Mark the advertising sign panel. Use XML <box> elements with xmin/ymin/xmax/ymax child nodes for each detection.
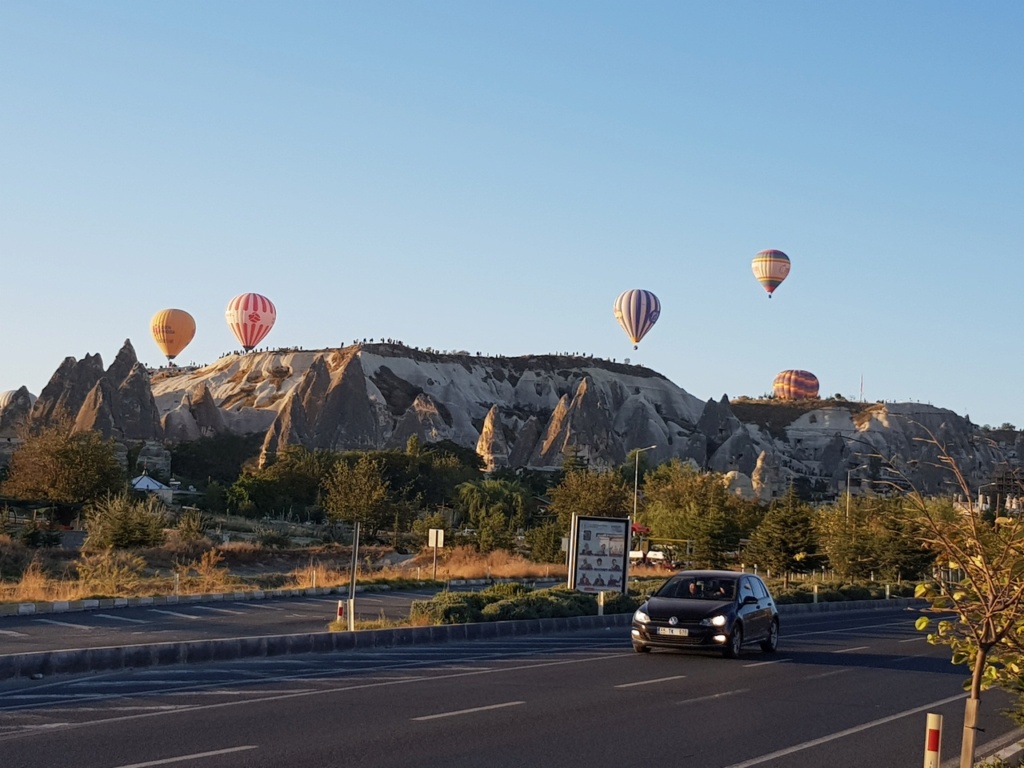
<box><xmin>567</xmin><ymin>515</ymin><xmax>630</xmax><ymax>594</ymax></box>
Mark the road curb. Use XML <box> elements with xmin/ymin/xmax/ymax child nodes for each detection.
<box><xmin>0</xmin><ymin>613</ymin><xmax>634</xmax><ymax>680</ymax></box>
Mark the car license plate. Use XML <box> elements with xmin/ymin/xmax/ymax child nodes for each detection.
<box><xmin>657</xmin><ymin>627</ymin><xmax>688</xmax><ymax>636</ymax></box>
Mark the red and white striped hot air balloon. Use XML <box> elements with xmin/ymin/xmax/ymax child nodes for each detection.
<box><xmin>225</xmin><ymin>293</ymin><xmax>276</xmax><ymax>351</ymax></box>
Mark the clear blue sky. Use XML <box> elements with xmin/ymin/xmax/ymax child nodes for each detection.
<box><xmin>3</xmin><ymin>2</ymin><xmax>1022</xmax><ymax>428</ymax></box>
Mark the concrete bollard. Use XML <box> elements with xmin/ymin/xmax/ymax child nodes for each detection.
<box><xmin>923</xmin><ymin>712</ymin><xmax>942</xmax><ymax>767</ymax></box>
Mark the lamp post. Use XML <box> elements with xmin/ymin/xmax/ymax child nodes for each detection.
<box><xmin>846</xmin><ymin>464</ymin><xmax>869</xmax><ymax>522</ymax></box>
<box><xmin>633</xmin><ymin>445</ymin><xmax>657</xmax><ymax>519</ymax></box>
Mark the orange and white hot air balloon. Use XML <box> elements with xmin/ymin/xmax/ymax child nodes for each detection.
<box><xmin>150</xmin><ymin>309</ymin><xmax>196</xmax><ymax>363</ymax></box>
<box><xmin>225</xmin><ymin>293</ymin><xmax>276</xmax><ymax>351</ymax></box>
<box><xmin>751</xmin><ymin>249</ymin><xmax>791</xmax><ymax>298</ymax></box>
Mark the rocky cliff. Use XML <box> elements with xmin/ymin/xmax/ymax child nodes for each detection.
<box><xmin>3</xmin><ymin>340</ymin><xmax>1020</xmax><ymax>499</ymax></box>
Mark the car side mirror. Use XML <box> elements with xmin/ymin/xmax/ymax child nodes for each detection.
<box><xmin>742</xmin><ymin>595</ymin><xmax>758</xmax><ymax>605</ymax></box>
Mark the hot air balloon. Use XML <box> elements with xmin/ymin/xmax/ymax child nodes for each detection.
<box><xmin>613</xmin><ymin>289</ymin><xmax>661</xmax><ymax>349</ymax></box>
<box><xmin>0</xmin><ymin>389</ymin><xmax>36</xmax><ymax>411</ymax></box>
<box><xmin>752</xmin><ymin>249</ymin><xmax>791</xmax><ymax>298</ymax></box>
<box><xmin>773</xmin><ymin>369</ymin><xmax>819</xmax><ymax>401</ymax></box>
<box><xmin>150</xmin><ymin>309</ymin><xmax>196</xmax><ymax>364</ymax></box>
<box><xmin>225</xmin><ymin>293</ymin><xmax>276</xmax><ymax>351</ymax></box>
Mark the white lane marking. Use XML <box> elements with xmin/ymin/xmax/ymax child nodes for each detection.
<box><xmin>675</xmin><ymin>689</ymin><xmax>749</xmax><ymax>705</ymax></box>
<box><xmin>0</xmin><ymin>629</ymin><xmax>28</xmax><ymax>637</ymax></box>
<box><xmin>94</xmin><ymin>614</ymin><xmax>149</xmax><ymax>624</ymax></box>
<box><xmin>784</xmin><ymin>619</ymin><xmax>913</xmax><ymax>639</ymax></box>
<box><xmin>68</xmin><ymin>681</ymin><xmax>195</xmax><ymax>688</ymax></box>
<box><xmin>148</xmin><ymin>610</ymin><xmax>202</xmax><ymax>620</ymax></box>
<box><xmin>35</xmin><ymin>619</ymin><xmax>93</xmax><ymax>630</ymax></box>
<box><xmin>189</xmin><ymin>606</ymin><xmax>245</xmax><ymax>615</ymax></box>
<box><xmin>0</xmin><ymin>651</ymin><xmax>624</xmax><ymax>732</ymax></box>
<box><xmin>722</xmin><ymin>692</ymin><xmax>966</xmax><ymax>768</ymax></box>
<box><xmin>412</xmin><ymin>700</ymin><xmax>524</xmax><ymax>721</ymax></box>
<box><xmin>743</xmin><ymin>659</ymin><xmax>792</xmax><ymax>668</ymax></box>
<box><xmin>232</xmin><ymin>603</ymin><xmax>281</xmax><ymax>610</ymax></box>
<box><xmin>803</xmin><ymin>669</ymin><xmax>851</xmax><ymax>681</ymax></box>
<box><xmin>167</xmin><ymin>689</ymin><xmax>315</xmax><ymax>696</ymax></box>
<box><xmin>899</xmin><ymin>636</ymin><xmax>926</xmax><ymax>643</ymax></box>
<box><xmin>615</xmin><ymin>675</ymin><xmax>686</xmax><ymax>688</ymax></box>
<box><xmin>112</xmin><ymin>745</ymin><xmax>257</xmax><ymax>767</ymax></box>
<box><xmin>832</xmin><ymin>646</ymin><xmax>869</xmax><ymax>653</ymax></box>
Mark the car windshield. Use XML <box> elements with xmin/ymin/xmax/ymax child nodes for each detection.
<box><xmin>656</xmin><ymin>576</ymin><xmax>736</xmax><ymax>600</ymax></box>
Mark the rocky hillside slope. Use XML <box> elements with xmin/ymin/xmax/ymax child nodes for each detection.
<box><xmin>1</xmin><ymin>340</ymin><xmax>1019</xmax><ymax>501</ymax></box>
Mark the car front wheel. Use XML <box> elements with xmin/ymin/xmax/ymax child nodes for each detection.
<box><xmin>723</xmin><ymin>623</ymin><xmax>743</xmax><ymax>658</ymax></box>
<box><xmin>760</xmin><ymin>619</ymin><xmax>779</xmax><ymax>653</ymax></box>
<box><xmin>632</xmin><ymin>642</ymin><xmax>650</xmax><ymax>653</ymax></box>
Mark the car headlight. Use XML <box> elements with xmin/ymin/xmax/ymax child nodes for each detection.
<box><xmin>633</xmin><ymin>608</ymin><xmax>650</xmax><ymax>624</ymax></box>
<box><xmin>699</xmin><ymin>614</ymin><xmax>727</xmax><ymax>627</ymax></box>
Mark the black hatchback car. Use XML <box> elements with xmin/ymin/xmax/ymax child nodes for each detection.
<box><xmin>631</xmin><ymin>570</ymin><xmax>779</xmax><ymax>658</ymax></box>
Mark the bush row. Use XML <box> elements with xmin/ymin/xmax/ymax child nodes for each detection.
<box><xmin>409</xmin><ymin>582</ymin><xmax>640</xmax><ymax>625</ymax></box>
<box><xmin>408</xmin><ymin>577</ymin><xmax>920</xmax><ymax>626</ymax></box>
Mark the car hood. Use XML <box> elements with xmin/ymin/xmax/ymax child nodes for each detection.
<box><xmin>645</xmin><ymin>596</ymin><xmax>731</xmax><ymax>622</ymax></box>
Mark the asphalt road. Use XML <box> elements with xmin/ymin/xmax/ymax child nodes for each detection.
<box><xmin>0</xmin><ymin>608</ymin><xmax>1016</xmax><ymax>768</ymax></box>
<box><xmin>0</xmin><ymin>588</ymin><xmax>441</xmax><ymax>655</ymax></box>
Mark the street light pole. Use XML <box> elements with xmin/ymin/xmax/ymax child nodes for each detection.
<box><xmin>846</xmin><ymin>464</ymin><xmax>869</xmax><ymax>523</ymax></box>
<box><xmin>633</xmin><ymin>445</ymin><xmax>657</xmax><ymax>519</ymax></box>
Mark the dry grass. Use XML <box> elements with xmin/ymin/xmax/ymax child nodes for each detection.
<box><xmin>381</xmin><ymin>545</ymin><xmax>568</xmax><ymax>582</ymax></box>
<box><xmin>0</xmin><ymin>558</ymin><xmax>86</xmax><ymax>603</ymax></box>
<box><xmin>0</xmin><ymin>541</ymin><xmax>569</xmax><ymax>604</ymax></box>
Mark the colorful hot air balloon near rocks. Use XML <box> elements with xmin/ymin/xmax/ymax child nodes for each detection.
<box><xmin>225</xmin><ymin>293</ymin><xmax>276</xmax><ymax>351</ymax></box>
<box><xmin>0</xmin><ymin>389</ymin><xmax>36</xmax><ymax>411</ymax></box>
<box><xmin>752</xmin><ymin>249</ymin><xmax>791</xmax><ymax>298</ymax></box>
<box><xmin>773</xmin><ymin>369</ymin><xmax>819</xmax><ymax>400</ymax></box>
<box><xmin>150</xmin><ymin>309</ymin><xmax>196</xmax><ymax>363</ymax></box>
<box><xmin>614</xmin><ymin>289</ymin><xmax>661</xmax><ymax>349</ymax></box>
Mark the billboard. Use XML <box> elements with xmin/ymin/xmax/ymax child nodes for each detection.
<box><xmin>567</xmin><ymin>515</ymin><xmax>630</xmax><ymax>594</ymax></box>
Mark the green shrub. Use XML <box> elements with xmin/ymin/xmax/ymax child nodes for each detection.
<box><xmin>76</xmin><ymin>549</ymin><xmax>147</xmax><ymax>597</ymax></box>
<box><xmin>84</xmin><ymin>494</ymin><xmax>166</xmax><ymax>550</ymax></box>
<box><xmin>253</xmin><ymin>526</ymin><xmax>291</xmax><ymax>549</ymax></box>
<box><xmin>18</xmin><ymin>522</ymin><xmax>62</xmax><ymax>549</ymax></box>
<box><xmin>481</xmin><ymin>581</ymin><xmax>530</xmax><ymax>600</ymax></box>
<box><xmin>838</xmin><ymin>584</ymin><xmax>872</xmax><ymax>601</ymax></box>
<box><xmin>410</xmin><ymin>591</ymin><xmax>487</xmax><ymax>624</ymax></box>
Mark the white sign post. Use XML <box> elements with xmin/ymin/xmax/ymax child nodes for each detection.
<box><xmin>428</xmin><ymin>528</ymin><xmax>445</xmax><ymax>581</ymax></box>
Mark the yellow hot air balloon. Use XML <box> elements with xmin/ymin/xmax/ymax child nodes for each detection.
<box><xmin>150</xmin><ymin>309</ymin><xmax>196</xmax><ymax>363</ymax></box>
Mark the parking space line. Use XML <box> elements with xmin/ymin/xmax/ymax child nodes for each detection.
<box><xmin>35</xmin><ymin>619</ymin><xmax>94</xmax><ymax>630</ymax></box>
<box><xmin>94</xmin><ymin>614</ymin><xmax>149</xmax><ymax>624</ymax></box>
<box><xmin>148</xmin><ymin>610</ymin><xmax>202</xmax><ymax>620</ymax></box>
<box><xmin>832</xmin><ymin>645</ymin><xmax>869</xmax><ymax>653</ymax></box>
<box><xmin>190</xmin><ymin>606</ymin><xmax>245</xmax><ymax>615</ymax></box>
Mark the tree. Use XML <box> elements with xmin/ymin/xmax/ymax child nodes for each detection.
<box><xmin>169</xmin><ymin>432</ymin><xmax>264</xmax><ymax>485</ymax></box>
<box><xmin>744</xmin><ymin>484</ymin><xmax>817</xmax><ymax>585</ymax></box>
<box><xmin>456</xmin><ymin>478</ymin><xmax>532</xmax><ymax>553</ymax></box>
<box><xmin>547</xmin><ymin>468</ymin><xmax>631</xmax><ymax>532</ymax></box>
<box><xmin>227</xmin><ymin>445</ymin><xmax>336</xmax><ymax>520</ymax></box>
<box><xmin>2</xmin><ymin>424</ymin><xmax>125</xmax><ymax>505</ymax></box>
<box><xmin>908</xmin><ymin>447</ymin><xmax>1024</xmax><ymax>768</ymax></box>
<box><xmin>640</xmin><ymin>460</ymin><xmax>742</xmax><ymax>569</ymax></box>
<box><xmin>83</xmin><ymin>494</ymin><xmax>167</xmax><ymax>550</ymax></box>
<box><xmin>321</xmin><ymin>454</ymin><xmax>391</xmax><ymax>538</ymax></box>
